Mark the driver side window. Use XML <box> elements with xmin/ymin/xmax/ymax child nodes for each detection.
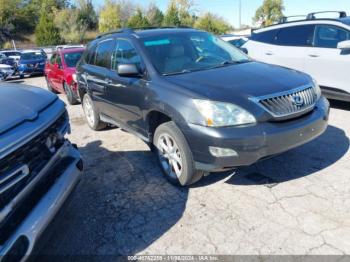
<box><xmin>314</xmin><ymin>25</ymin><xmax>350</xmax><ymax>48</ymax></box>
<box><xmin>111</xmin><ymin>39</ymin><xmax>142</xmax><ymax>71</ymax></box>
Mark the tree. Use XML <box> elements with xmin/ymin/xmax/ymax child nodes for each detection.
<box><xmin>175</xmin><ymin>0</ymin><xmax>196</xmax><ymax>26</ymax></box>
<box><xmin>54</xmin><ymin>8</ymin><xmax>87</xmax><ymax>43</ymax></box>
<box><xmin>163</xmin><ymin>1</ymin><xmax>180</xmax><ymax>26</ymax></box>
<box><xmin>35</xmin><ymin>0</ymin><xmax>62</xmax><ymax>45</ymax></box>
<box><xmin>253</xmin><ymin>0</ymin><xmax>284</xmax><ymax>27</ymax></box>
<box><xmin>76</xmin><ymin>0</ymin><xmax>98</xmax><ymax>30</ymax></box>
<box><xmin>127</xmin><ymin>8</ymin><xmax>150</xmax><ymax>28</ymax></box>
<box><xmin>146</xmin><ymin>3</ymin><xmax>164</xmax><ymax>27</ymax></box>
<box><xmin>98</xmin><ymin>0</ymin><xmax>123</xmax><ymax>32</ymax></box>
<box><xmin>194</xmin><ymin>12</ymin><xmax>231</xmax><ymax>35</ymax></box>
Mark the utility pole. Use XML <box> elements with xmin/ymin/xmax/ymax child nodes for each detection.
<box><xmin>239</xmin><ymin>0</ymin><xmax>242</xmax><ymax>29</ymax></box>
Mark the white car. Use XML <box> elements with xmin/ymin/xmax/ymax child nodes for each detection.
<box><xmin>243</xmin><ymin>11</ymin><xmax>350</xmax><ymax>102</ymax></box>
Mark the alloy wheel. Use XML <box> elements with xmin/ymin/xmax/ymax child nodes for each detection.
<box><xmin>157</xmin><ymin>133</ymin><xmax>183</xmax><ymax>179</ymax></box>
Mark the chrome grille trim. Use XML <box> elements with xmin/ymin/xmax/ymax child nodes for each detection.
<box><xmin>250</xmin><ymin>84</ymin><xmax>318</xmax><ymax>119</ymax></box>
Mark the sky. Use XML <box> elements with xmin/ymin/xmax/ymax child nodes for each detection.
<box><xmin>91</xmin><ymin>0</ymin><xmax>350</xmax><ymax>28</ymax></box>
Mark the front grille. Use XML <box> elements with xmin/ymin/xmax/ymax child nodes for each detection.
<box><xmin>0</xmin><ymin>112</ymin><xmax>67</xmax><ymax>210</ymax></box>
<box><xmin>256</xmin><ymin>85</ymin><xmax>318</xmax><ymax>119</ymax></box>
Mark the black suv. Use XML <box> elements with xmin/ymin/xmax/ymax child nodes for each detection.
<box><xmin>77</xmin><ymin>27</ymin><xmax>330</xmax><ymax>186</ymax></box>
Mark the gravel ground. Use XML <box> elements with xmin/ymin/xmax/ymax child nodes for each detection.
<box><xmin>10</xmin><ymin>76</ymin><xmax>350</xmax><ymax>257</ymax></box>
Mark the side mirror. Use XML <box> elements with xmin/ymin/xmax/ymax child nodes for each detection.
<box><xmin>117</xmin><ymin>64</ymin><xmax>140</xmax><ymax>77</ymax></box>
<box><xmin>337</xmin><ymin>40</ymin><xmax>350</xmax><ymax>50</ymax></box>
<box><xmin>240</xmin><ymin>47</ymin><xmax>248</xmax><ymax>54</ymax></box>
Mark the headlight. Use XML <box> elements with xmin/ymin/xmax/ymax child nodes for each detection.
<box><xmin>72</xmin><ymin>73</ymin><xmax>77</xmax><ymax>82</ymax></box>
<box><xmin>312</xmin><ymin>79</ymin><xmax>322</xmax><ymax>100</ymax></box>
<box><xmin>193</xmin><ymin>99</ymin><xmax>256</xmax><ymax>127</ymax></box>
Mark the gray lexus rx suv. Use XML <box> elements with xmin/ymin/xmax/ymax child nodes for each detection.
<box><xmin>77</xmin><ymin>27</ymin><xmax>330</xmax><ymax>186</ymax></box>
<box><xmin>0</xmin><ymin>83</ymin><xmax>83</xmax><ymax>260</ymax></box>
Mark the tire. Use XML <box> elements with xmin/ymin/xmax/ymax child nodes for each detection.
<box><xmin>82</xmin><ymin>94</ymin><xmax>107</xmax><ymax>131</ymax></box>
<box><xmin>154</xmin><ymin>121</ymin><xmax>204</xmax><ymax>186</ymax></box>
<box><xmin>64</xmin><ymin>82</ymin><xmax>79</xmax><ymax>105</ymax></box>
<box><xmin>45</xmin><ymin>76</ymin><xmax>58</xmax><ymax>93</ymax></box>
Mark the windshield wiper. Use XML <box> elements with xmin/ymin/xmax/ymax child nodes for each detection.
<box><xmin>162</xmin><ymin>69</ymin><xmax>193</xmax><ymax>76</ymax></box>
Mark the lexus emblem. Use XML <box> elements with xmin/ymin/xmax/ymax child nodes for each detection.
<box><xmin>292</xmin><ymin>95</ymin><xmax>304</xmax><ymax>107</ymax></box>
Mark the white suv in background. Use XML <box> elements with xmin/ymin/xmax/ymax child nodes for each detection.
<box><xmin>243</xmin><ymin>11</ymin><xmax>350</xmax><ymax>102</ymax></box>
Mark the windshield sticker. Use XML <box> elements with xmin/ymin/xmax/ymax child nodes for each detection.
<box><xmin>144</xmin><ymin>39</ymin><xmax>170</xmax><ymax>46</ymax></box>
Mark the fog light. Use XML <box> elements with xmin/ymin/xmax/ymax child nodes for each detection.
<box><xmin>209</xmin><ymin>146</ymin><xmax>238</xmax><ymax>157</ymax></box>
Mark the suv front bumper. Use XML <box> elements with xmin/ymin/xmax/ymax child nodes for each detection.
<box><xmin>0</xmin><ymin>141</ymin><xmax>83</xmax><ymax>261</ymax></box>
<box><xmin>183</xmin><ymin>97</ymin><xmax>330</xmax><ymax>172</ymax></box>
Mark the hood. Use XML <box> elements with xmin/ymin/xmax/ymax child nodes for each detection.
<box><xmin>165</xmin><ymin>62</ymin><xmax>312</xmax><ymax>102</ymax></box>
<box><xmin>0</xmin><ymin>84</ymin><xmax>57</xmax><ymax>135</ymax></box>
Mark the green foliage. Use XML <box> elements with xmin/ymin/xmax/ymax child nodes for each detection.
<box><xmin>146</xmin><ymin>3</ymin><xmax>164</xmax><ymax>27</ymax></box>
<box><xmin>35</xmin><ymin>0</ymin><xmax>62</xmax><ymax>45</ymax></box>
<box><xmin>98</xmin><ymin>0</ymin><xmax>122</xmax><ymax>33</ymax></box>
<box><xmin>127</xmin><ymin>8</ymin><xmax>150</xmax><ymax>28</ymax></box>
<box><xmin>254</xmin><ymin>0</ymin><xmax>284</xmax><ymax>27</ymax></box>
<box><xmin>163</xmin><ymin>1</ymin><xmax>181</xmax><ymax>26</ymax></box>
<box><xmin>54</xmin><ymin>8</ymin><xmax>87</xmax><ymax>43</ymax></box>
<box><xmin>76</xmin><ymin>0</ymin><xmax>98</xmax><ymax>30</ymax></box>
<box><xmin>194</xmin><ymin>12</ymin><xmax>231</xmax><ymax>35</ymax></box>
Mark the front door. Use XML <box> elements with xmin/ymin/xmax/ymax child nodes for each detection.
<box><xmin>304</xmin><ymin>24</ymin><xmax>350</xmax><ymax>93</ymax></box>
<box><xmin>105</xmin><ymin>39</ymin><xmax>147</xmax><ymax>135</ymax></box>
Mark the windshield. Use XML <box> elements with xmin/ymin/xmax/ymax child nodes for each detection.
<box><xmin>142</xmin><ymin>31</ymin><xmax>250</xmax><ymax>75</ymax></box>
<box><xmin>64</xmin><ymin>51</ymin><xmax>83</xmax><ymax>67</ymax></box>
<box><xmin>20</xmin><ymin>52</ymin><xmax>45</xmax><ymax>60</ymax></box>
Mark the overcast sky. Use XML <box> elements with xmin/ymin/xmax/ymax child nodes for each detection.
<box><xmin>91</xmin><ymin>0</ymin><xmax>350</xmax><ymax>28</ymax></box>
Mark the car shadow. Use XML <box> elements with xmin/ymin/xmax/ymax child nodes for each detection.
<box><xmin>226</xmin><ymin>125</ymin><xmax>349</xmax><ymax>186</ymax></box>
<box><xmin>38</xmin><ymin>140</ymin><xmax>189</xmax><ymax>260</ymax></box>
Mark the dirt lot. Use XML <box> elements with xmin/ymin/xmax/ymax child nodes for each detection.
<box><xmin>11</xmin><ymin>76</ymin><xmax>350</xmax><ymax>257</ymax></box>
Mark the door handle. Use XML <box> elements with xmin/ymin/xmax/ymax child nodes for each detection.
<box><xmin>105</xmin><ymin>79</ymin><xmax>112</xmax><ymax>85</ymax></box>
<box><xmin>308</xmin><ymin>54</ymin><xmax>319</xmax><ymax>58</ymax></box>
<box><xmin>265</xmin><ymin>52</ymin><xmax>274</xmax><ymax>56</ymax></box>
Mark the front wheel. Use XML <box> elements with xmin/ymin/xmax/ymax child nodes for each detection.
<box><xmin>82</xmin><ymin>94</ymin><xmax>106</xmax><ymax>131</ymax></box>
<box><xmin>154</xmin><ymin>121</ymin><xmax>204</xmax><ymax>186</ymax></box>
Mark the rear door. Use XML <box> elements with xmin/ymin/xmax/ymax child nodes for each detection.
<box><xmin>271</xmin><ymin>25</ymin><xmax>315</xmax><ymax>70</ymax></box>
<box><xmin>52</xmin><ymin>54</ymin><xmax>65</xmax><ymax>92</ymax></box>
<box><xmin>46</xmin><ymin>53</ymin><xmax>57</xmax><ymax>89</ymax></box>
<box><xmin>304</xmin><ymin>24</ymin><xmax>350</xmax><ymax>93</ymax></box>
<box><xmin>84</xmin><ymin>39</ymin><xmax>116</xmax><ymax>115</ymax></box>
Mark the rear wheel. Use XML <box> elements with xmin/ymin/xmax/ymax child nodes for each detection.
<box><xmin>154</xmin><ymin>121</ymin><xmax>204</xmax><ymax>186</ymax></box>
<box><xmin>64</xmin><ymin>82</ymin><xmax>78</xmax><ymax>105</ymax></box>
<box><xmin>82</xmin><ymin>94</ymin><xmax>106</xmax><ymax>131</ymax></box>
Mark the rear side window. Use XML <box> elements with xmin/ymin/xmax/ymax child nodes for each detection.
<box><xmin>251</xmin><ymin>29</ymin><xmax>279</xmax><ymax>44</ymax></box>
<box><xmin>94</xmin><ymin>39</ymin><xmax>115</xmax><ymax>68</ymax></box>
<box><xmin>314</xmin><ymin>25</ymin><xmax>350</xmax><ymax>48</ymax></box>
<box><xmin>50</xmin><ymin>53</ymin><xmax>57</xmax><ymax>64</ymax></box>
<box><xmin>86</xmin><ymin>44</ymin><xmax>97</xmax><ymax>64</ymax></box>
<box><xmin>275</xmin><ymin>25</ymin><xmax>315</xmax><ymax>46</ymax></box>
<box><xmin>111</xmin><ymin>39</ymin><xmax>142</xmax><ymax>70</ymax></box>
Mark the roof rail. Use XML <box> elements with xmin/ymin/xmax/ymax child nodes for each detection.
<box><xmin>132</xmin><ymin>26</ymin><xmax>194</xmax><ymax>30</ymax></box>
<box><xmin>96</xmin><ymin>26</ymin><xmax>194</xmax><ymax>39</ymax></box>
<box><xmin>279</xmin><ymin>15</ymin><xmax>307</xmax><ymax>23</ymax></box>
<box><xmin>96</xmin><ymin>28</ymin><xmax>134</xmax><ymax>39</ymax></box>
<box><xmin>306</xmin><ymin>11</ymin><xmax>347</xmax><ymax>20</ymax></box>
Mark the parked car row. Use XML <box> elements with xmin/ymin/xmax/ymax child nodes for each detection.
<box><xmin>2</xmin><ymin>11</ymin><xmax>348</xmax><ymax>259</ymax></box>
<box><xmin>0</xmin><ymin>49</ymin><xmax>47</xmax><ymax>80</ymax></box>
